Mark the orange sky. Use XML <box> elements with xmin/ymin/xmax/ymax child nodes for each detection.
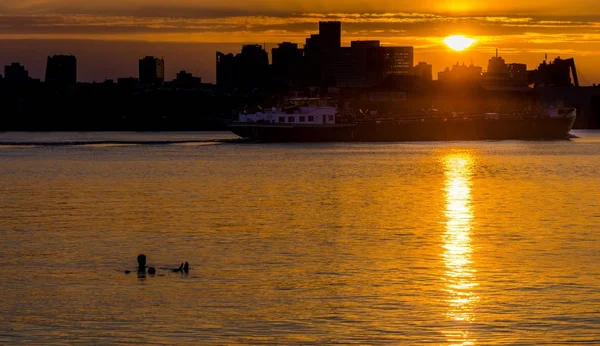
<box><xmin>2</xmin><ymin>0</ymin><xmax>600</xmax><ymax>83</ymax></box>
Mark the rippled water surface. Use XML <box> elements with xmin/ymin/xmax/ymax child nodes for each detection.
<box><xmin>1</xmin><ymin>131</ymin><xmax>599</xmax><ymax>345</ymax></box>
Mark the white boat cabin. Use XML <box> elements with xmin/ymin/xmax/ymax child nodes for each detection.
<box><xmin>239</xmin><ymin>99</ymin><xmax>337</xmax><ymax>125</ymax></box>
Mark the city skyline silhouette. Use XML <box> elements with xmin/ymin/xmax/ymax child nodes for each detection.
<box><xmin>1</xmin><ymin>20</ymin><xmax>598</xmax><ymax>131</ymax></box>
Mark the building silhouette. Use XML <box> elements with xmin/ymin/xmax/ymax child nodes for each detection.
<box><xmin>171</xmin><ymin>70</ymin><xmax>202</xmax><ymax>88</ymax></box>
<box><xmin>216</xmin><ymin>52</ymin><xmax>234</xmax><ymax>89</ymax></box>
<box><xmin>1</xmin><ymin>22</ymin><xmax>599</xmax><ymax>131</ymax></box>
<box><xmin>530</xmin><ymin>57</ymin><xmax>579</xmax><ymax>87</ymax></box>
<box><xmin>438</xmin><ymin>63</ymin><xmax>483</xmax><ymax>83</ymax></box>
<box><xmin>412</xmin><ymin>62</ymin><xmax>433</xmax><ymax>82</ymax></box>
<box><xmin>216</xmin><ymin>45</ymin><xmax>269</xmax><ymax>90</ymax></box>
<box><xmin>320</xmin><ymin>21</ymin><xmax>342</xmax><ymax>85</ymax></box>
<box><xmin>139</xmin><ymin>56</ymin><xmax>165</xmax><ymax>85</ymax></box>
<box><xmin>319</xmin><ymin>21</ymin><xmax>342</xmax><ymax>51</ymax></box>
<box><xmin>4</xmin><ymin>63</ymin><xmax>29</xmax><ymax>82</ymax></box>
<box><xmin>45</xmin><ymin>55</ymin><xmax>77</xmax><ymax>85</ymax></box>
<box><xmin>215</xmin><ymin>21</ymin><xmax>416</xmax><ymax>90</ymax></box>
<box><xmin>379</xmin><ymin>46</ymin><xmax>414</xmax><ymax>75</ymax></box>
<box><xmin>486</xmin><ymin>51</ymin><xmax>508</xmax><ymax>79</ymax></box>
<box><xmin>478</xmin><ymin>51</ymin><xmax>529</xmax><ymax>86</ymax></box>
<box><xmin>333</xmin><ymin>41</ymin><xmax>414</xmax><ymax>88</ymax></box>
<box><xmin>303</xmin><ymin>34</ymin><xmax>324</xmax><ymax>86</ymax></box>
<box><xmin>272</xmin><ymin>42</ymin><xmax>304</xmax><ymax>88</ymax></box>
<box><xmin>295</xmin><ymin>21</ymin><xmax>343</xmax><ymax>86</ymax></box>
<box><xmin>507</xmin><ymin>63</ymin><xmax>528</xmax><ymax>85</ymax></box>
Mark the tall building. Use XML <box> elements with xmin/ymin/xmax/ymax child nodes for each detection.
<box><xmin>4</xmin><ymin>63</ymin><xmax>29</xmax><ymax>82</ymax></box>
<box><xmin>304</xmin><ymin>34</ymin><xmax>321</xmax><ymax>56</ymax></box>
<box><xmin>379</xmin><ymin>47</ymin><xmax>414</xmax><ymax>76</ymax></box>
<box><xmin>238</xmin><ymin>45</ymin><xmax>269</xmax><ymax>90</ymax></box>
<box><xmin>216</xmin><ymin>45</ymin><xmax>269</xmax><ymax>90</ymax></box>
<box><xmin>139</xmin><ymin>56</ymin><xmax>165</xmax><ymax>85</ymax></box>
<box><xmin>45</xmin><ymin>55</ymin><xmax>77</xmax><ymax>85</ymax></box>
<box><xmin>319</xmin><ymin>21</ymin><xmax>342</xmax><ymax>51</ymax></box>
<box><xmin>486</xmin><ymin>51</ymin><xmax>508</xmax><ymax>79</ymax></box>
<box><xmin>216</xmin><ymin>52</ymin><xmax>235</xmax><ymax>89</ymax></box>
<box><xmin>507</xmin><ymin>63</ymin><xmax>527</xmax><ymax>84</ymax></box>
<box><xmin>303</xmin><ymin>34</ymin><xmax>323</xmax><ymax>86</ymax></box>
<box><xmin>319</xmin><ymin>21</ymin><xmax>342</xmax><ymax>84</ymax></box>
<box><xmin>272</xmin><ymin>42</ymin><xmax>304</xmax><ymax>88</ymax></box>
<box><xmin>333</xmin><ymin>42</ymin><xmax>414</xmax><ymax>88</ymax></box>
<box><xmin>334</xmin><ymin>42</ymin><xmax>379</xmax><ymax>87</ymax></box>
<box><xmin>479</xmin><ymin>51</ymin><xmax>529</xmax><ymax>86</ymax></box>
<box><xmin>334</xmin><ymin>47</ymin><xmax>365</xmax><ymax>87</ymax></box>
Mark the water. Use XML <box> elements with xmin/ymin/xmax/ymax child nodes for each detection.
<box><xmin>1</xmin><ymin>131</ymin><xmax>599</xmax><ymax>345</ymax></box>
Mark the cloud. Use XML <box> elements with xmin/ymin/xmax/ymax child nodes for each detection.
<box><xmin>4</xmin><ymin>0</ymin><xmax>600</xmax><ymax>18</ymax></box>
<box><xmin>1</xmin><ymin>12</ymin><xmax>600</xmax><ymax>43</ymax></box>
<box><xmin>2</xmin><ymin>2</ymin><xmax>600</xmax><ymax>63</ymax></box>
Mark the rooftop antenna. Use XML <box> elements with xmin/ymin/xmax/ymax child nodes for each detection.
<box><xmin>496</xmin><ymin>48</ymin><xmax>498</xmax><ymax>57</ymax></box>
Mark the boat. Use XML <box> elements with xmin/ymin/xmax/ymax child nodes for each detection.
<box><xmin>229</xmin><ymin>99</ymin><xmax>577</xmax><ymax>142</ymax></box>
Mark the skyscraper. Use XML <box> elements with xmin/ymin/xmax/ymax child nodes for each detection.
<box><xmin>333</xmin><ymin>42</ymin><xmax>414</xmax><ymax>88</ymax></box>
<box><xmin>216</xmin><ymin>52</ymin><xmax>235</xmax><ymax>89</ymax></box>
<box><xmin>319</xmin><ymin>21</ymin><xmax>342</xmax><ymax>84</ymax></box>
<box><xmin>139</xmin><ymin>56</ymin><xmax>165</xmax><ymax>85</ymax></box>
<box><xmin>272</xmin><ymin>42</ymin><xmax>304</xmax><ymax>87</ymax></box>
<box><xmin>379</xmin><ymin>46</ymin><xmax>414</xmax><ymax>76</ymax></box>
<box><xmin>216</xmin><ymin>45</ymin><xmax>269</xmax><ymax>90</ymax></box>
<box><xmin>319</xmin><ymin>21</ymin><xmax>342</xmax><ymax>51</ymax></box>
<box><xmin>45</xmin><ymin>55</ymin><xmax>77</xmax><ymax>85</ymax></box>
<box><xmin>304</xmin><ymin>34</ymin><xmax>323</xmax><ymax>86</ymax></box>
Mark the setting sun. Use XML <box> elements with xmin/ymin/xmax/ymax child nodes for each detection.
<box><xmin>444</xmin><ymin>35</ymin><xmax>476</xmax><ymax>51</ymax></box>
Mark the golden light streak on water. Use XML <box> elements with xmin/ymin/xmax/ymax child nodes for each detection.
<box><xmin>443</xmin><ymin>153</ymin><xmax>479</xmax><ymax>346</ymax></box>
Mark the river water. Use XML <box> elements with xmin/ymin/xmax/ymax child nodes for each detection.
<box><xmin>1</xmin><ymin>131</ymin><xmax>599</xmax><ymax>345</ymax></box>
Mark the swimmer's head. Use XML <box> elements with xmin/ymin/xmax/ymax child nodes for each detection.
<box><xmin>137</xmin><ymin>254</ymin><xmax>147</xmax><ymax>268</ymax></box>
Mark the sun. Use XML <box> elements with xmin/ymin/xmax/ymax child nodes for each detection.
<box><xmin>444</xmin><ymin>35</ymin><xmax>476</xmax><ymax>51</ymax></box>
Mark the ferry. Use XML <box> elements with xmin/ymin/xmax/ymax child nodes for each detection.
<box><xmin>229</xmin><ymin>98</ymin><xmax>577</xmax><ymax>142</ymax></box>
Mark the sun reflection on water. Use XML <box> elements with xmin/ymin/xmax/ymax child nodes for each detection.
<box><xmin>443</xmin><ymin>153</ymin><xmax>478</xmax><ymax>346</ymax></box>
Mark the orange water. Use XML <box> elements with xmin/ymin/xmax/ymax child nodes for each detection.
<box><xmin>1</xmin><ymin>132</ymin><xmax>599</xmax><ymax>344</ymax></box>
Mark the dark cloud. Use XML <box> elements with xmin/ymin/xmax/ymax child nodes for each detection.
<box><xmin>1</xmin><ymin>13</ymin><xmax>600</xmax><ymax>40</ymax></box>
<box><xmin>4</xmin><ymin>0</ymin><xmax>600</xmax><ymax>19</ymax></box>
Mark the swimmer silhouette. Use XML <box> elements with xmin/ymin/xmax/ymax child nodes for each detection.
<box><xmin>137</xmin><ymin>254</ymin><xmax>147</xmax><ymax>272</ymax></box>
<box><xmin>136</xmin><ymin>254</ymin><xmax>148</xmax><ymax>278</ymax></box>
<box><xmin>124</xmin><ymin>254</ymin><xmax>156</xmax><ymax>277</ymax></box>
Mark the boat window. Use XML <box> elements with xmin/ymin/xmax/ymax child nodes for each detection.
<box><xmin>278</xmin><ymin>117</ymin><xmax>285</xmax><ymax>123</ymax></box>
<box><xmin>288</xmin><ymin>117</ymin><xmax>295</xmax><ymax>123</ymax></box>
<box><xmin>299</xmin><ymin>116</ymin><xmax>306</xmax><ymax>122</ymax></box>
<box><xmin>308</xmin><ymin>116</ymin><xmax>315</xmax><ymax>122</ymax></box>
<box><xmin>328</xmin><ymin>115</ymin><xmax>334</xmax><ymax>121</ymax></box>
